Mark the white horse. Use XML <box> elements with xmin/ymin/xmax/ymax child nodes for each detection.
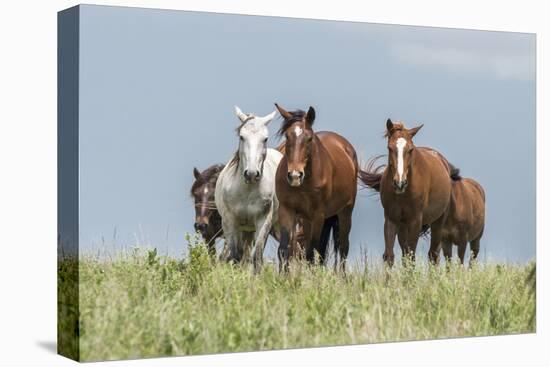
<box><xmin>215</xmin><ymin>106</ymin><xmax>282</xmax><ymax>271</ymax></box>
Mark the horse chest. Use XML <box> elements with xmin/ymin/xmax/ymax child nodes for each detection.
<box><xmin>225</xmin><ymin>186</ymin><xmax>271</xmax><ymax>224</ymax></box>
<box><xmin>382</xmin><ymin>194</ymin><xmax>417</xmax><ymax>222</ymax></box>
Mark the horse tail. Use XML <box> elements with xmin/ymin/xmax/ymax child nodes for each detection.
<box><xmin>331</xmin><ymin>216</ymin><xmax>340</xmax><ymax>256</ymax></box>
<box><xmin>449</xmin><ymin>163</ymin><xmax>462</xmax><ymax>181</ymax></box>
<box><xmin>419</xmin><ymin>224</ymin><xmax>431</xmax><ymax>238</ymax></box>
<box><xmin>358</xmin><ymin>155</ymin><xmax>386</xmax><ymax>192</ymax></box>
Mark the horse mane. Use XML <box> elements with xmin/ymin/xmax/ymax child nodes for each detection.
<box><xmin>190</xmin><ymin>164</ymin><xmax>225</xmax><ymax>195</ymax></box>
<box><xmin>228</xmin><ymin>150</ymin><xmax>240</xmax><ymax>170</ymax></box>
<box><xmin>358</xmin><ymin>155</ymin><xmax>386</xmax><ymax>192</ymax></box>
<box><xmin>384</xmin><ymin>122</ymin><xmax>405</xmax><ymax>137</ymax></box>
<box><xmin>277</xmin><ymin>109</ymin><xmax>307</xmax><ymax>138</ymax></box>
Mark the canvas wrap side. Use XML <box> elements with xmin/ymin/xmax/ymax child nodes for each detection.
<box><xmin>57</xmin><ymin>5</ymin><xmax>80</xmax><ymax>362</ymax></box>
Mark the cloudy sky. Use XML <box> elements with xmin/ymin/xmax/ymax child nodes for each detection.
<box><xmin>77</xmin><ymin>5</ymin><xmax>536</xmax><ymax>263</ymax></box>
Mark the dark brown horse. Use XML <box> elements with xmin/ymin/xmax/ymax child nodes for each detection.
<box><xmin>274</xmin><ymin>103</ymin><xmax>358</xmax><ymax>271</ymax></box>
<box><xmin>359</xmin><ymin>119</ymin><xmax>459</xmax><ymax>265</ymax></box>
<box><xmin>190</xmin><ymin>164</ymin><xmax>225</xmax><ymax>256</ymax></box>
<box><xmin>440</xmin><ymin>176</ymin><xmax>485</xmax><ymax>265</ymax></box>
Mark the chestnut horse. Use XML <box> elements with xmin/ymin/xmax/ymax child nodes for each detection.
<box><xmin>359</xmin><ymin>119</ymin><xmax>459</xmax><ymax>265</ymax></box>
<box><xmin>441</xmin><ymin>176</ymin><xmax>485</xmax><ymax>265</ymax></box>
<box><xmin>274</xmin><ymin>103</ymin><xmax>358</xmax><ymax>272</ymax></box>
<box><xmin>190</xmin><ymin>164</ymin><xmax>225</xmax><ymax>256</ymax></box>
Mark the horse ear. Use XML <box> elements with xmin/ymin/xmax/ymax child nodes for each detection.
<box><xmin>408</xmin><ymin>124</ymin><xmax>424</xmax><ymax>138</ymax></box>
<box><xmin>306</xmin><ymin>106</ymin><xmax>316</xmax><ymax>126</ymax></box>
<box><xmin>386</xmin><ymin>118</ymin><xmax>394</xmax><ymax>132</ymax></box>
<box><xmin>260</xmin><ymin>111</ymin><xmax>277</xmax><ymax>126</ymax></box>
<box><xmin>234</xmin><ymin>106</ymin><xmax>248</xmax><ymax>123</ymax></box>
<box><xmin>274</xmin><ymin>103</ymin><xmax>293</xmax><ymax>120</ymax></box>
<box><xmin>193</xmin><ymin>167</ymin><xmax>201</xmax><ymax>180</ymax></box>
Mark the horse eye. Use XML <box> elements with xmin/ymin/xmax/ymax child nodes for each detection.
<box><xmin>263</xmin><ymin>138</ymin><xmax>268</xmax><ymax>143</ymax></box>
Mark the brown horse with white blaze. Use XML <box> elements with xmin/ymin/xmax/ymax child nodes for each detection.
<box><xmin>441</xmin><ymin>176</ymin><xmax>485</xmax><ymax>265</ymax></box>
<box><xmin>359</xmin><ymin>119</ymin><xmax>458</xmax><ymax>265</ymax></box>
<box><xmin>274</xmin><ymin>103</ymin><xmax>358</xmax><ymax>271</ymax></box>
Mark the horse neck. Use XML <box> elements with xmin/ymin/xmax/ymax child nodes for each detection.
<box><xmin>305</xmin><ymin>134</ymin><xmax>329</xmax><ymax>185</ymax></box>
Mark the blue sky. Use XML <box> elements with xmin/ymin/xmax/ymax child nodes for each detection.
<box><xmin>77</xmin><ymin>5</ymin><xmax>535</xmax><ymax>263</ymax></box>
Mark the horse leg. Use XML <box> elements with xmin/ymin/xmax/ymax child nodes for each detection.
<box><xmin>221</xmin><ymin>216</ymin><xmax>241</xmax><ymax>263</ymax></box>
<box><xmin>227</xmin><ymin>231</ymin><xmax>244</xmax><ymax>262</ymax></box>
<box><xmin>442</xmin><ymin>242</ymin><xmax>453</xmax><ymax>262</ymax></box>
<box><xmin>469</xmin><ymin>236</ymin><xmax>481</xmax><ymax>267</ymax></box>
<box><xmin>397</xmin><ymin>226</ymin><xmax>409</xmax><ymax>263</ymax></box>
<box><xmin>403</xmin><ymin>218</ymin><xmax>422</xmax><ymax>266</ymax></box>
<box><xmin>277</xmin><ymin>205</ymin><xmax>295</xmax><ymax>272</ymax></box>
<box><xmin>336</xmin><ymin>206</ymin><xmax>352</xmax><ymax>274</ymax></box>
<box><xmin>242</xmin><ymin>232</ymin><xmax>255</xmax><ymax>264</ymax></box>
<box><xmin>383</xmin><ymin>217</ymin><xmax>398</xmax><ymax>266</ymax></box>
<box><xmin>442</xmin><ymin>242</ymin><xmax>453</xmax><ymax>272</ymax></box>
<box><xmin>332</xmin><ymin>217</ymin><xmax>340</xmax><ymax>271</ymax></box>
<box><xmin>428</xmin><ymin>217</ymin><xmax>445</xmax><ymax>265</ymax></box>
<box><xmin>305</xmin><ymin>215</ymin><xmax>324</xmax><ymax>264</ymax></box>
<box><xmin>224</xmin><ymin>230</ymin><xmax>242</xmax><ymax>262</ymax></box>
<box><xmin>457</xmin><ymin>240</ymin><xmax>467</xmax><ymax>265</ymax></box>
<box><xmin>218</xmin><ymin>238</ymin><xmax>230</xmax><ymax>262</ymax></box>
<box><xmin>252</xmin><ymin>209</ymin><xmax>273</xmax><ymax>273</ymax></box>
<box><xmin>318</xmin><ymin>216</ymin><xmax>335</xmax><ymax>265</ymax></box>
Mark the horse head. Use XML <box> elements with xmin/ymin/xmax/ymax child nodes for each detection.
<box><xmin>275</xmin><ymin>103</ymin><xmax>316</xmax><ymax>187</ymax></box>
<box><xmin>191</xmin><ymin>165</ymin><xmax>223</xmax><ymax>236</ymax></box>
<box><xmin>234</xmin><ymin>106</ymin><xmax>276</xmax><ymax>184</ymax></box>
<box><xmin>385</xmin><ymin>118</ymin><xmax>423</xmax><ymax>194</ymax></box>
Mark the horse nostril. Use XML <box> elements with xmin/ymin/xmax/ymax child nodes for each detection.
<box><xmin>298</xmin><ymin>171</ymin><xmax>304</xmax><ymax>179</ymax></box>
<box><xmin>402</xmin><ymin>180</ymin><xmax>408</xmax><ymax>187</ymax></box>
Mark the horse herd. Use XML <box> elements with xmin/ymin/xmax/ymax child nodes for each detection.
<box><xmin>190</xmin><ymin>103</ymin><xmax>486</xmax><ymax>273</ymax></box>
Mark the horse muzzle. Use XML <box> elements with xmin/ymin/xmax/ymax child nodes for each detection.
<box><xmin>287</xmin><ymin>170</ymin><xmax>304</xmax><ymax>187</ymax></box>
<box><xmin>194</xmin><ymin>222</ymin><xmax>208</xmax><ymax>234</ymax></box>
<box><xmin>393</xmin><ymin>179</ymin><xmax>408</xmax><ymax>194</ymax></box>
<box><xmin>243</xmin><ymin>169</ymin><xmax>261</xmax><ymax>184</ymax></box>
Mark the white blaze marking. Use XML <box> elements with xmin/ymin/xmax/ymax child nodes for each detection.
<box><xmin>396</xmin><ymin>137</ymin><xmax>407</xmax><ymax>182</ymax></box>
<box><xmin>203</xmin><ymin>187</ymin><xmax>209</xmax><ymax>195</ymax></box>
<box><xmin>294</xmin><ymin>126</ymin><xmax>303</xmax><ymax>137</ymax></box>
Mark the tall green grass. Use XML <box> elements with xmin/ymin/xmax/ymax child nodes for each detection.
<box><xmin>75</xmin><ymin>242</ymin><xmax>535</xmax><ymax>362</ymax></box>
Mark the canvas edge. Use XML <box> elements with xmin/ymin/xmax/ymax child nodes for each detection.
<box><xmin>57</xmin><ymin>4</ymin><xmax>80</xmax><ymax>362</ymax></box>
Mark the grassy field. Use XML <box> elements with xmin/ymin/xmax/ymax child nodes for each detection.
<box><xmin>64</xmin><ymin>241</ymin><xmax>535</xmax><ymax>362</ymax></box>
